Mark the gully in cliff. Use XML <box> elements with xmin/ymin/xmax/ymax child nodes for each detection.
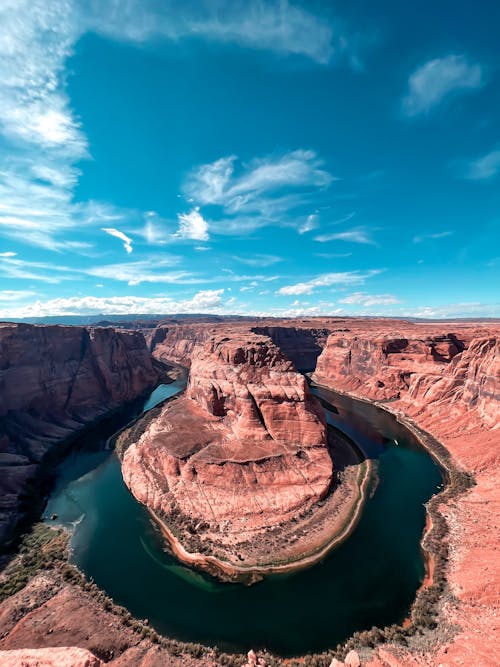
<box><xmin>117</xmin><ymin>330</ymin><xmax>371</xmax><ymax>582</ymax></box>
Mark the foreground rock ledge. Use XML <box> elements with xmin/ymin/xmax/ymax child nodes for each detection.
<box><xmin>120</xmin><ymin>332</ymin><xmax>366</xmax><ymax>580</ymax></box>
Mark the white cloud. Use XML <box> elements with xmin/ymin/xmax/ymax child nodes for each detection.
<box><xmin>175</xmin><ymin>208</ymin><xmax>209</xmax><ymax>241</ymax></box>
<box><xmin>338</xmin><ymin>292</ymin><xmax>400</xmax><ymax>306</ymax></box>
<box><xmin>298</xmin><ymin>213</ymin><xmax>318</xmax><ymax>234</ymax></box>
<box><xmin>85</xmin><ymin>257</ymin><xmax>193</xmax><ymax>286</ymax></box>
<box><xmin>85</xmin><ymin>0</ymin><xmax>349</xmax><ymax>66</ymax></box>
<box><xmin>314</xmin><ymin>229</ymin><xmax>375</xmax><ymax>244</ymax></box>
<box><xmin>0</xmin><ymin>255</ymin><xmax>77</xmax><ymax>284</ymax></box>
<box><xmin>233</xmin><ymin>254</ymin><xmax>282</xmax><ymax>267</ymax></box>
<box><xmin>464</xmin><ymin>149</ymin><xmax>500</xmax><ymax>180</ymax></box>
<box><xmin>413</xmin><ymin>231</ymin><xmax>453</xmax><ymax>243</ymax></box>
<box><xmin>0</xmin><ymin>290</ymin><xmax>37</xmax><ymax>302</ymax></box>
<box><xmin>402</xmin><ymin>55</ymin><xmax>483</xmax><ymax>116</ymax></box>
<box><xmin>186</xmin><ymin>150</ymin><xmax>333</xmax><ymax>214</ymax></box>
<box><xmin>277</xmin><ymin>269</ymin><xmax>381</xmax><ymax>295</ymax></box>
<box><xmin>402</xmin><ymin>302</ymin><xmax>500</xmax><ymax>319</ymax></box>
<box><xmin>102</xmin><ymin>227</ymin><xmax>133</xmax><ymax>253</ymax></box>
<box><xmin>183</xmin><ymin>150</ymin><xmax>334</xmax><ymax>234</ymax></box>
<box><xmin>0</xmin><ymin>251</ymin><xmax>17</xmax><ymax>257</ymax></box>
<box><xmin>0</xmin><ymin>289</ymin><xmax>227</xmax><ymax>318</ymax></box>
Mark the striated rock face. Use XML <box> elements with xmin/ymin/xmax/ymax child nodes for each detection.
<box><xmin>313</xmin><ymin>322</ymin><xmax>500</xmax><ymax>667</ymax></box>
<box><xmin>251</xmin><ymin>326</ymin><xmax>330</xmax><ymax>371</ymax></box>
<box><xmin>0</xmin><ymin>323</ymin><xmax>162</xmax><ymax>546</ymax></box>
<box><xmin>314</xmin><ymin>330</ymin><xmax>499</xmax><ymax>432</ymax></box>
<box><xmin>122</xmin><ymin>331</ymin><xmax>332</xmax><ymax>566</ymax></box>
<box><xmin>149</xmin><ymin>324</ymin><xmax>214</xmax><ymax>367</ymax></box>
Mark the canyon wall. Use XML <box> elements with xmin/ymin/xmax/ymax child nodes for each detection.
<box><xmin>250</xmin><ymin>325</ymin><xmax>331</xmax><ymax>371</ymax></box>
<box><xmin>148</xmin><ymin>323</ymin><xmax>215</xmax><ymax>367</ymax></box>
<box><xmin>122</xmin><ymin>330</ymin><xmax>332</xmax><ymax>566</ymax></box>
<box><xmin>0</xmin><ymin>323</ymin><xmax>162</xmax><ymax>546</ymax></box>
<box><xmin>313</xmin><ymin>323</ymin><xmax>499</xmax><ymax>667</ymax></box>
<box><xmin>313</xmin><ymin>329</ymin><xmax>499</xmax><ymax>432</ymax></box>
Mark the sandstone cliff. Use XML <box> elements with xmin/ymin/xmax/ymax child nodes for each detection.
<box><xmin>122</xmin><ymin>330</ymin><xmax>334</xmax><ymax>571</ymax></box>
<box><xmin>313</xmin><ymin>323</ymin><xmax>499</xmax><ymax>667</ymax></box>
<box><xmin>0</xmin><ymin>323</ymin><xmax>162</xmax><ymax>546</ymax></box>
<box><xmin>148</xmin><ymin>323</ymin><xmax>214</xmax><ymax>367</ymax></box>
<box><xmin>313</xmin><ymin>330</ymin><xmax>499</xmax><ymax>432</ymax></box>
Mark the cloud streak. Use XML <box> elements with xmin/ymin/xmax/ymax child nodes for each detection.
<box><xmin>102</xmin><ymin>227</ymin><xmax>133</xmax><ymax>253</ymax></box>
<box><xmin>463</xmin><ymin>149</ymin><xmax>500</xmax><ymax>180</ymax></box>
<box><xmin>85</xmin><ymin>0</ymin><xmax>355</xmax><ymax>66</ymax></box>
<box><xmin>402</xmin><ymin>55</ymin><xmax>483</xmax><ymax>116</ymax></box>
<box><xmin>314</xmin><ymin>228</ymin><xmax>375</xmax><ymax>244</ymax></box>
<box><xmin>277</xmin><ymin>269</ymin><xmax>381</xmax><ymax>295</ymax></box>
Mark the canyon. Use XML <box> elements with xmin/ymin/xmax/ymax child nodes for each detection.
<box><xmin>0</xmin><ymin>316</ymin><xmax>498</xmax><ymax>666</ymax></box>
<box><xmin>0</xmin><ymin>323</ymin><xmax>164</xmax><ymax>547</ymax></box>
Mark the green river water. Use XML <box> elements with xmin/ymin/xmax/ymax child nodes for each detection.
<box><xmin>44</xmin><ymin>378</ymin><xmax>442</xmax><ymax>656</ymax></box>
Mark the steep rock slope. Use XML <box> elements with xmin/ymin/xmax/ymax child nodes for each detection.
<box><xmin>313</xmin><ymin>326</ymin><xmax>499</xmax><ymax>666</ymax></box>
<box><xmin>0</xmin><ymin>323</ymin><xmax>161</xmax><ymax>546</ymax></box>
<box><xmin>251</xmin><ymin>325</ymin><xmax>330</xmax><ymax>371</ymax></box>
<box><xmin>122</xmin><ymin>331</ymin><xmax>332</xmax><ymax>569</ymax></box>
<box><xmin>314</xmin><ymin>331</ymin><xmax>499</xmax><ymax>430</ymax></box>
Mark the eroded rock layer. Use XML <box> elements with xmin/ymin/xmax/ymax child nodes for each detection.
<box><xmin>122</xmin><ymin>331</ymin><xmax>333</xmax><ymax>568</ymax></box>
<box><xmin>0</xmin><ymin>323</ymin><xmax>162</xmax><ymax>545</ymax></box>
<box><xmin>312</xmin><ymin>322</ymin><xmax>499</xmax><ymax>667</ymax></box>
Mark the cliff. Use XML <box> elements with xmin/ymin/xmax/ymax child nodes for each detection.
<box><xmin>313</xmin><ymin>323</ymin><xmax>499</xmax><ymax>667</ymax></box>
<box><xmin>0</xmin><ymin>323</ymin><xmax>162</xmax><ymax>546</ymax></box>
<box><xmin>121</xmin><ymin>330</ymin><xmax>337</xmax><ymax>574</ymax></box>
<box><xmin>148</xmin><ymin>323</ymin><xmax>214</xmax><ymax>367</ymax></box>
<box><xmin>314</xmin><ymin>330</ymin><xmax>499</xmax><ymax>432</ymax></box>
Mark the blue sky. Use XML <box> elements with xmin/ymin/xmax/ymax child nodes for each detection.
<box><xmin>0</xmin><ymin>0</ymin><xmax>499</xmax><ymax>319</ymax></box>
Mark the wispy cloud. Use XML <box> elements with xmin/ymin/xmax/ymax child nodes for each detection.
<box><xmin>463</xmin><ymin>149</ymin><xmax>500</xmax><ymax>180</ymax></box>
<box><xmin>183</xmin><ymin>150</ymin><xmax>334</xmax><ymax>235</ymax></box>
<box><xmin>185</xmin><ymin>150</ymin><xmax>333</xmax><ymax>211</ymax></box>
<box><xmin>338</xmin><ymin>292</ymin><xmax>400</xmax><ymax>306</ymax></box>
<box><xmin>413</xmin><ymin>231</ymin><xmax>453</xmax><ymax>243</ymax></box>
<box><xmin>86</xmin><ymin>0</ymin><xmax>357</xmax><ymax>66</ymax></box>
<box><xmin>85</xmin><ymin>257</ymin><xmax>193</xmax><ymax>286</ymax></box>
<box><xmin>175</xmin><ymin>208</ymin><xmax>209</xmax><ymax>241</ymax></box>
<box><xmin>401</xmin><ymin>302</ymin><xmax>500</xmax><ymax>319</ymax></box>
<box><xmin>402</xmin><ymin>55</ymin><xmax>483</xmax><ymax>116</ymax></box>
<box><xmin>314</xmin><ymin>228</ymin><xmax>375</xmax><ymax>244</ymax></box>
<box><xmin>298</xmin><ymin>213</ymin><xmax>319</xmax><ymax>234</ymax></box>
<box><xmin>277</xmin><ymin>269</ymin><xmax>381</xmax><ymax>295</ymax></box>
<box><xmin>0</xmin><ymin>255</ymin><xmax>77</xmax><ymax>284</ymax></box>
<box><xmin>102</xmin><ymin>227</ymin><xmax>133</xmax><ymax>253</ymax></box>
<box><xmin>0</xmin><ymin>290</ymin><xmax>38</xmax><ymax>302</ymax></box>
<box><xmin>233</xmin><ymin>254</ymin><xmax>283</xmax><ymax>267</ymax></box>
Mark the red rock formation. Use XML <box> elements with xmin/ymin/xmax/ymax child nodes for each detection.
<box><xmin>148</xmin><ymin>323</ymin><xmax>215</xmax><ymax>367</ymax></box>
<box><xmin>251</xmin><ymin>325</ymin><xmax>330</xmax><ymax>371</ymax></box>
<box><xmin>314</xmin><ymin>329</ymin><xmax>499</xmax><ymax>432</ymax></box>
<box><xmin>313</xmin><ymin>322</ymin><xmax>500</xmax><ymax>667</ymax></box>
<box><xmin>0</xmin><ymin>323</ymin><xmax>162</xmax><ymax>546</ymax></box>
<box><xmin>122</xmin><ymin>331</ymin><xmax>332</xmax><ymax>567</ymax></box>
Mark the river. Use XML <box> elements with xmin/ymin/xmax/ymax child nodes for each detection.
<box><xmin>44</xmin><ymin>377</ymin><xmax>442</xmax><ymax>656</ymax></box>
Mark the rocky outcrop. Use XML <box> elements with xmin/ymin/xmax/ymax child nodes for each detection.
<box><xmin>148</xmin><ymin>324</ymin><xmax>214</xmax><ymax>367</ymax></box>
<box><xmin>122</xmin><ymin>330</ymin><xmax>333</xmax><ymax>572</ymax></box>
<box><xmin>251</xmin><ymin>325</ymin><xmax>331</xmax><ymax>371</ymax></box>
<box><xmin>314</xmin><ymin>330</ymin><xmax>499</xmax><ymax>432</ymax></box>
<box><xmin>0</xmin><ymin>323</ymin><xmax>162</xmax><ymax>546</ymax></box>
<box><xmin>313</xmin><ymin>322</ymin><xmax>500</xmax><ymax>667</ymax></box>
